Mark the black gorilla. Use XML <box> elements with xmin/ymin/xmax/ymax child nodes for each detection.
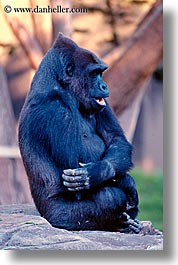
<box><xmin>18</xmin><ymin>33</ymin><xmax>141</xmax><ymax>232</ymax></box>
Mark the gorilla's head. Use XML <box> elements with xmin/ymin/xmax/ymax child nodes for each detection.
<box><xmin>53</xmin><ymin>33</ymin><xmax>109</xmax><ymax>113</ymax></box>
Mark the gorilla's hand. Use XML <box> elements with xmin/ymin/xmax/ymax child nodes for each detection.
<box><xmin>62</xmin><ymin>163</ymin><xmax>92</xmax><ymax>191</ymax></box>
<box><xmin>62</xmin><ymin>161</ymin><xmax>115</xmax><ymax>191</ymax></box>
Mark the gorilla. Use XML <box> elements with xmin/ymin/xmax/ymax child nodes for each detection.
<box><xmin>18</xmin><ymin>33</ymin><xmax>141</xmax><ymax>233</ymax></box>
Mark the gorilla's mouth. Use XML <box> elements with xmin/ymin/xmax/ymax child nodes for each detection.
<box><xmin>95</xmin><ymin>98</ymin><xmax>106</xmax><ymax>106</ymax></box>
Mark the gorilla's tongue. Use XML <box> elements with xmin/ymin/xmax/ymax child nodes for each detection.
<box><xmin>95</xmin><ymin>98</ymin><xmax>106</xmax><ymax>106</ymax></box>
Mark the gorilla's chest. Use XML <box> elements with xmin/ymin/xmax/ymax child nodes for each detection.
<box><xmin>79</xmin><ymin>115</ymin><xmax>106</xmax><ymax>163</ymax></box>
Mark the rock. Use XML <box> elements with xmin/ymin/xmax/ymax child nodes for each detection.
<box><xmin>0</xmin><ymin>204</ymin><xmax>40</xmax><ymax>216</ymax></box>
<box><xmin>0</xmin><ymin>204</ymin><xmax>163</xmax><ymax>250</ymax></box>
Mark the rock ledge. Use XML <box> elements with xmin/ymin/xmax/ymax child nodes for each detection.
<box><xmin>0</xmin><ymin>204</ymin><xmax>163</xmax><ymax>250</ymax></box>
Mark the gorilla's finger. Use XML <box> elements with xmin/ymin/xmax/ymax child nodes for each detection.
<box><xmin>79</xmin><ymin>162</ymin><xmax>87</xmax><ymax>167</ymax></box>
<box><xmin>62</xmin><ymin>174</ymin><xmax>87</xmax><ymax>182</ymax></box>
<box><xmin>73</xmin><ymin>168</ymin><xmax>87</xmax><ymax>175</ymax></box>
<box><xmin>129</xmin><ymin>224</ymin><xmax>141</xmax><ymax>234</ymax></box>
<box><xmin>67</xmin><ymin>185</ymin><xmax>90</xmax><ymax>191</ymax></box>
<box><xmin>63</xmin><ymin>180</ymin><xmax>87</xmax><ymax>188</ymax></box>
<box><xmin>63</xmin><ymin>169</ymin><xmax>76</xmax><ymax>175</ymax></box>
<box><xmin>79</xmin><ymin>162</ymin><xmax>92</xmax><ymax>167</ymax></box>
<box><xmin>63</xmin><ymin>168</ymin><xmax>86</xmax><ymax>176</ymax></box>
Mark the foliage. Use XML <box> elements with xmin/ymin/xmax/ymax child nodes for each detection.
<box><xmin>132</xmin><ymin>167</ymin><xmax>163</xmax><ymax>231</ymax></box>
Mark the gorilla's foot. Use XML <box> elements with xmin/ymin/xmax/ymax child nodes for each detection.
<box><xmin>117</xmin><ymin>212</ymin><xmax>142</xmax><ymax>234</ymax></box>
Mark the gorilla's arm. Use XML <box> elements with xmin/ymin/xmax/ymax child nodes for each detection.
<box><xmin>62</xmin><ymin>103</ymin><xmax>133</xmax><ymax>191</ymax></box>
<box><xmin>19</xmin><ymin>89</ymin><xmax>83</xmax><ymax>197</ymax></box>
<box><xmin>96</xmin><ymin>102</ymin><xmax>133</xmax><ymax>174</ymax></box>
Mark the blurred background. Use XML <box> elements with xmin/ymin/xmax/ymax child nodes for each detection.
<box><xmin>0</xmin><ymin>0</ymin><xmax>163</xmax><ymax>230</ymax></box>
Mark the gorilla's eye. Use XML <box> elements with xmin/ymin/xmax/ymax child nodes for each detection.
<box><xmin>90</xmin><ymin>69</ymin><xmax>102</xmax><ymax>78</ymax></box>
<box><xmin>66</xmin><ymin>63</ymin><xmax>75</xmax><ymax>77</ymax></box>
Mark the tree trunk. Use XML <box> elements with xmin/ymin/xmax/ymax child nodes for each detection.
<box><xmin>52</xmin><ymin>0</ymin><xmax>73</xmax><ymax>39</ymax></box>
<box><xmin>30</xmin><ymin>0</ymin><xmax>53</xmax><ymax>53</ymax></box>
<box><xmin>103</xmin><ymin>0</ymin><xmax>163</xmax><ymax>116</ymax></box>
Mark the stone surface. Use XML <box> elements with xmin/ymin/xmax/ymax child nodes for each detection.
<box><xmin>0</xmin><ymin>204</ymin><xmax>163</xmax><ymax>250</ymax></box>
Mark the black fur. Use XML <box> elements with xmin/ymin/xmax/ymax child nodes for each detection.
<box><xmin>18</xmin><ymin>33</ymin><xmax>139</xmax><ymax>231</ymax></box>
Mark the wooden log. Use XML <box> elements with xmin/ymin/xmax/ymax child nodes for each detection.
<box><xmin>0</xmin><ymin>68</ymin><xmax>32</xmax><ymax>204</ymax></box>
<box><xmin>103</xmin><ymin>0</ymin><xmax>163</xmax><ymax>116</ymax></box>
<box><xmin>0</xmin><ymin>146</ymin><xmax>20</xmax><ymax>158</ymax></box>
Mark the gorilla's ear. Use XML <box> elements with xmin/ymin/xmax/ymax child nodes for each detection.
<box><xmin>53</xmin><ymin>33</ymin><xmax>78</xmax><ymax>50</ymax></box>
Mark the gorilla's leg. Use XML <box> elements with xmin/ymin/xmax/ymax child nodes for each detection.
<box><xmin>111</xmin><ymin>174</ymin><xmax>142</xmax><ymax>233</ymax></box>
<box><xmin>40</xmin><ymin>186</ymin><xmax>129</xmax><ymax>231</ymax></box>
